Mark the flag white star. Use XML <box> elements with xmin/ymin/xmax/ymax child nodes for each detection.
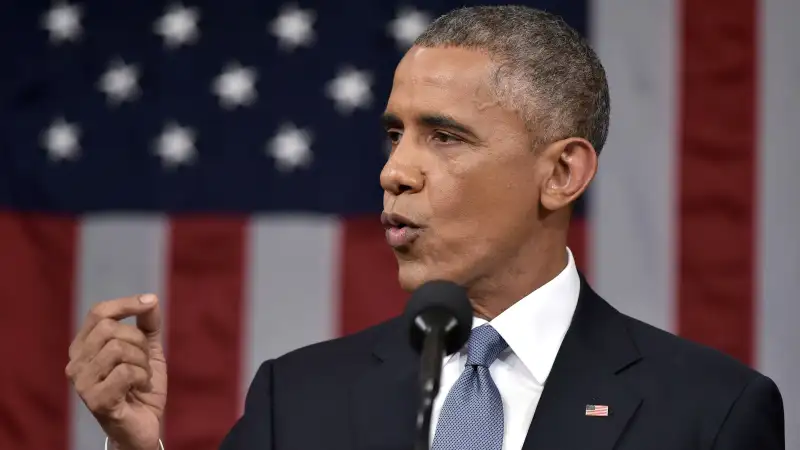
<box><xmin>212</xmin><ymin>62</ymin><xmax>258</xmax><ymax>109</ymax></box>
<box><xmin>387</xmin><ymin>7</ymin><xmax>432</xmax><ymax>49</ymax></box>
<box><xmin>97</xmin><ymin>59</ymin><xmax>141</xmax><ymax>106</ymax></box>
<box><xmin>325</xmin><ymin>66</ymin><xmax>373</xmax><ymax>115</ymax></box>
<box><xmin>269</xmin><ymin>4</ymin><xmax>316</xmax><ymax>51</ymax></box>
<box><xmin>41</xmin><ymin>1</ymin><xmax>82</xmax><ymax>44</ymax></box>
<box><xmin>154</xmin><ymin>3</ymin><xmax>200</xmax><ymax>49</ymax></box>
<box><xmin>154</xmin><ymin>122</ymin><xmax>197</xmax><ymax>168</ymax></box>
<box><xmin>267</xmin><ymin>123</ymin><xmax>313</xmax><ymax>172</ymax></box>
<box><xmin>41</xmin><ymin>117</ymin><xmax>81</xmax><ymax>161</ymax></box>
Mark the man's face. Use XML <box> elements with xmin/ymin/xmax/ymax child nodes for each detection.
<box><xmin>381</xmin><ymin>46</ymin><xmax>546</xmax><ymax>291</ymax></box>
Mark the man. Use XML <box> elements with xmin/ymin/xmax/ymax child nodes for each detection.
<box><xmin>66</xmin><ymin>5</ymin><xmax>785</xmax><ymax>450</ymax></box>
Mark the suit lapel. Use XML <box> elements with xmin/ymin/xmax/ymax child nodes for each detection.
<box><xmin>349</xmin><ymin>275</ymin><xmax>643</xmax><ymax>450</ymax></box>
<box><xmin>350</xmin><ymin>319</ymin><xmax>420</xmax><ymax>450</ymax></box>
<box><xmin>522</xmin><ymin>275</ymin><xmax>643</xmax><ymax>450</ymax></box>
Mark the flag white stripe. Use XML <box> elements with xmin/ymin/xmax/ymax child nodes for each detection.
<box><xmin>588</xmin><ymin>0</ymin><xmax>678</xmax><ymax>333</ymax></box>
<box><xmin>71</xmin><ymin>216</ymin><xmax>168</xmax><ymax>450</ymax></box>
<box><xmin>243</xmin><ymin>214</ymin><xmax>340</xmax><ymax>404</ymax></box>
<box><xmin>758</xmin><ymin>0</ymin><xmax>800</xmax><ymax>447</ymax></box>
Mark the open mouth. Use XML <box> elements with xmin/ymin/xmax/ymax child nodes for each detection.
<box><xmin>381</xmin><ymin>212</ymin><xmax>422</xmax><ymax>247</ymax></box>
<box><xmin>381</xmin><ymin>212</ymin><xmax>420</xmax><ymax>229</ymax></box>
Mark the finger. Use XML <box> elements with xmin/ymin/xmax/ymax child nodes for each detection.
<box><xmin>81</xmin><ymin>364</ymin><xmax>150</xmax><ymax>416</ymax></box>
<box><xmin>74</xmin><ymin>339</ymin><xmax>151</xmax><ymax>393</ymax></box>
<box><xmin>135</xmin><ymin>294</ymin><xmax>162</xmax><ymax>342</ymax></box>
<box><xmin>71</xmin><ymin>319</ymin><xmax>149</xmax><ymax>363</ymax></box>
<box><xmin>71</xmin><ymin>294</ymin><xmax>159</xmax><ymax>357</ymax></box>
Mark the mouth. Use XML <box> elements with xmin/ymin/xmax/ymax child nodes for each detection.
<box><xmin>381</xmin><ymin>212</ymin><xmax>423</xmax><ymax>248</ymax></box>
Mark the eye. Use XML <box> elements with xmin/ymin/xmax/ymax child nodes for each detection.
<box><xmin>386</xmin><ymin>130</ymin><xmax>402</xmax><ymax>144</ymax></box>
<box><xmin>432</xmin><ymin>131</ymin><xmax>460</xmax><ymax>144</ymax></box>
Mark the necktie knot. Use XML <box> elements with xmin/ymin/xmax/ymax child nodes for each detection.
<box><xmin>465</xmin><ymin>324</ymin><xmax>508</xmax><ymax>368</ymax></box>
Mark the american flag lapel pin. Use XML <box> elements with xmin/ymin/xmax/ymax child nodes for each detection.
<box><xmin>585</xmin><ymin>404</ymin><xmax>610</xmax><ymax>417</ymax></box>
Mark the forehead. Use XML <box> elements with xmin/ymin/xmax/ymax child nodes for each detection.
<box><xmin>386</xmin><ymin>46</ymin><xmax>498</xmax><ymax>115</ymax></box>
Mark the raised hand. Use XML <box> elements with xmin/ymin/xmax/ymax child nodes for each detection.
<box><xmin>66</xmin><ymin>294</ymin><xmax>167</xmax><ymax>450</ymax></box>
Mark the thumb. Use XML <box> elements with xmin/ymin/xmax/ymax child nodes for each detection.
<box><xmin>136</xmin><ymin>293</ymin><xmax>163</xmax><ymax>342</ymax></box>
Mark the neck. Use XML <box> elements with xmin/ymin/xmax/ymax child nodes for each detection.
<box><xmin>468</xmin><ymin>233</ymin><xmax>569</xmax><ymax>320</ymax></box>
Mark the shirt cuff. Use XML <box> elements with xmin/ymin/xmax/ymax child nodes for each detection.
<box><xmin>104</xmin><ymin>436</ymin><xmax>164</xmax><ymax>450</ymax></box>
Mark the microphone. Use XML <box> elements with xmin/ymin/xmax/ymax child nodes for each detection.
<box><xmin>404</xmin><ymin>280</ymin><xmax>473</xmax><ymax>450</ymax></box>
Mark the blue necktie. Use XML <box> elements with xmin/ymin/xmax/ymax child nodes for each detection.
<box><xmin>431</xmin><ymin>324</ymin><xmax>508</xmax><ymax>450</ymax></box>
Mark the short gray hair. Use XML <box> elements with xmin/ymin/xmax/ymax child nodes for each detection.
<box><xmin>414</xmin><ymin>5</ymin><xmax>610</xmax><ymax>154</ymax></box>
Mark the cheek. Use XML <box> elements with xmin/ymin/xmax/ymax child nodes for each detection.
<box><xmin>429</xmin><ymin>161</ymin><xmax>532</xmax><ymax>222</ymax></box>
<box><xmin>425</xmin><ymin>168</ymin><xmax>481</xmax><ymax>227</ymax></box>
<box><xmin>424</xmin><ymin>182</ymin><xmax>504</xmax><ymax>260</ymax></box>
<box><xmin>425</xmin><ymin>158</ymin><xmax>541</xmax><ymax>254</ymax></box>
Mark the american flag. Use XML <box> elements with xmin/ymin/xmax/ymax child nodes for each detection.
<box><xmin>585</xmin><ymin>405</ymin><xmax>609</xmax><ymax>417</ymax></box>
<box><xmin>0</xmin><ymin>1</ymin><xmax>798</xmax><ymax>450</ymax></box>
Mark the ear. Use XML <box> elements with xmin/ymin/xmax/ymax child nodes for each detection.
<box><xmin>539</xmin><ymin>137</ymin><xmax>598</xmax><ymax>211</ymax></box>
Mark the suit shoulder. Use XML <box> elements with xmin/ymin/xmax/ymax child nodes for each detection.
<box><xmin>622</xmin><ymin>313</ymin><xmax>763</xmax><ymax>388</ymax></box>
<box><xmin>269</xmin><ymin>316</ymin><xmax>404</xmax><ymax>370</ymax></box>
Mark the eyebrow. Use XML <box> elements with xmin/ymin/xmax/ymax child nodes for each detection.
<box><xmin>381</xmin><ymin>112</ymin><xmax>479</xmax><ymax>139</ymax></box>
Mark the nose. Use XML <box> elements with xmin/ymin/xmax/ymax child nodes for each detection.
<box><xmin>380</xmin><ymin>143</ymin><xmax>424</xmax><ymax>196</ymax></box>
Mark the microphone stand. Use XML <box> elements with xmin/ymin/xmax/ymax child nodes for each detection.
<box><xmin>413</xmin><ymin>313</ymin><xmax>451</xmax><ymax>450</ymax></box>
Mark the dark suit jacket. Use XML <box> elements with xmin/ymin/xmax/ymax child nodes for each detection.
<box><xmin>219</xmin><ymin>275</ymin><xmax>785</xmax><ymax>450</ymax></box>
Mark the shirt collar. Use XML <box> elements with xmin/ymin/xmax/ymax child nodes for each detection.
<box><xmin>449</xmin><ymin>247</ymin><xmax>580</xmax><ymax>385</ymax></box>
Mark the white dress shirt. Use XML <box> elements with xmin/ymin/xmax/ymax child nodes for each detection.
<box><xmin>428</xmin><ymin>247</ymin><xmax>580</xmax><ymax>450</ymax></box>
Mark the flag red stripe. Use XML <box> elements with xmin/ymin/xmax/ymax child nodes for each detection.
<box><xmin>678</xmin><ymin>0</ymin><xmax>757</xmax><ymax>364</ymax></box>
<box><xmin>0</xmin><ymin>212</ymin><xmax>76</xmax><ymax>449</ymax></box>
<box><xmin>567</xmin><ymin>216</ymin><xmax>588</xmax><ymax>277</ymax></box>
<box><xmin>339</xmin><ymin>215</ymin><xmax>407</xmax><ymax>336</ymax></box>
<box><xmin>164</xmin><ymin>216</ymin><xmax>246</xmax><ymax>450</ymax></box>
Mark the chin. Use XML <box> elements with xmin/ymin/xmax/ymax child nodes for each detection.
<box><xmin>396</xmin><ymin>261</ymin><xmax>432</xmax><ymax>292</ymax></box>
<box><xmin>396</xmin><ymin>259</ymin><xmax>465</xmax><ymax>292</ymax></box>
